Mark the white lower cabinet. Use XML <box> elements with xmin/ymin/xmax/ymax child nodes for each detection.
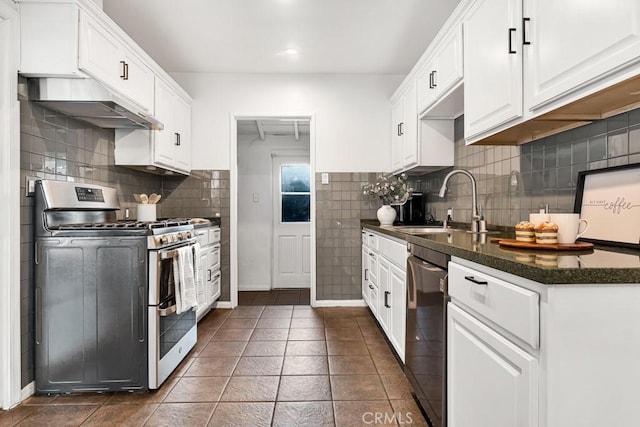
<box><xmin>195</xmin><ymin>225</ymin><xmax>221</xmax><ymax>321</ymax></box>
<box><xmin>362</xmin><ymin>228</ymin><xmax>407</xmax><ymax>361</ymax></box>
<box><xmin>448</xmin><ymin>303</ymin><xmax>538</xmax><ymax>427</ymax></box>
<box><xmin>388</xmin><ymin>263</ymin><xmax>406</xmax><ymax>361</ymax></box>
<box><xmin>448</xmin><ymin>258</ymin><xmax>640</xmax><ymax>427</ymax></box>
<box><xmin>377</xmin><ymin>257</ymin><xmax>391</xmax><ymax>334</ymax></box>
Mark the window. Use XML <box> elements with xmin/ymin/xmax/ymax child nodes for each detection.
<box><xmin>280</xmin><ymin>164</ymin><xmax>310</xmax><ymax>222</ymax></box>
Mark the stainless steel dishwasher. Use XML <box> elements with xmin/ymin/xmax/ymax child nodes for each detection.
<box><xmin>405</xmin><ymin>243</ymin><xmax>450</xmax><ymax>427</ymax></box>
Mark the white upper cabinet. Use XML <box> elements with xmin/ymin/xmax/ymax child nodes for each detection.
<box><xmin>390</xmin><ymin>80</ymin><xmax>418</xmax><ymax>173</ymax></box>
<box><xmin>115</xmin><ymin>77</ymin><xmax>192</xmax><ymax>175</ymax></box>
<box><xmin>153</xmin><ymin>78</ymin><xmax>191</xmax><ymax>173</ymax></box>
<box><xmin>20</xmin><ymin>1</ymin><xmax>154</xmax><ymax>113</ymax></box>
<box><xmin>417</xmin><ymin>25</ymin><xmax>463</xmax><ymax>115</ymax></box>
<box><xmin>463</xmin><ymin>0</ymin><xmax>523</xmax><ymax>141</ymax></box>
<box><xmin>78</xmin><ymin>10</ymin><xmax>154</xmax><ymax>113</ymax></box>
<box><xmin>464</xmin><ymin>0</ymin><xmax>640</xmax><ymax>144</ymax></box>
<box><xmin>524</xmin><ymin>0</ymin><xmax>640</xmax><ymax>112</ymax></box>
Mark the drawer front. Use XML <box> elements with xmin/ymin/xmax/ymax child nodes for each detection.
<box><xmin>368</xmin><ymin>282</ymin><xmax>379</xmax><ymax>316</ymax></box>
<box><xmin>211</xmin><ymin>243</ymin><xmax>221</xmax><ymax>270</ymax></box>
<box><xmin>378</xmin><ymin>236</ymin><xmax>407</xmax><ymax>269</ymax></box>
<box><xmin>195</xmin><ymin>229</ymin><xmax>210</xmax><ymax>246</ymax></box>
<box><xmin>366</xmin><ymin>231</ymin><xmax>379</xmax><ymax>251</ymax></box>
<box><xmin>368</xmin><ymin>251</ymin><xmax>379</xmax><ymax>286</ymax></box>
<box><xmin>210</xmin><ymin>227</ymin><xmax>221</xmax><ymax>244</ymax></box>
<box><xmin>448</xmin><ymin>262</ymin><xmax>540</xmax><ymax>349</ymax></box>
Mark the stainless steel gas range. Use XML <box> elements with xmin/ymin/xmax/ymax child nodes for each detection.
<box><xmin>33</xmin><ymin>180</ymin><xmax>196</xmax><ymax>393</ymax></box>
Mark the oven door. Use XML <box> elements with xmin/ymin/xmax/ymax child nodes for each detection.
<box><xmin>148</xmin><ymin>302</ymin><xmax>196</xmax><ymax>389</ymax></box>
<box><xmin>148</xmin><ymin>241</ymin><xmax>197</xmax><ymax>389</ymax></box>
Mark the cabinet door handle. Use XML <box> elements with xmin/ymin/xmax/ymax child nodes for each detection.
<box><xmin>364</xmin><ymin>268</ymin><xmax>369</xmax><ymax>281</ymax></box>
<box><xmin>120</xmin><ymin>61</ymin><xmax>129</xmax><ymax>80</ymax></box>
<box><xmin>399</xmin><ymin>122</ymin><xmax>404</xmax><ymax>136</ymax></box>
<box><xmin>175</xmin><ymin>133</ymin><xmax>181</xmax><ymax>146</ymax></box>
<box><xmin>465</xmin><ymin>275</ymin><xmax>488</xmax><ymax>286</ymax></box>
<box><xmin>384</xmin><ymin>291</ymin><xmax>390</xmax><ymax>308</ymax></box>
<box><xmin>397</xmin><ymin>123</ymin><xmax>401</xmax><ymax>136</ymax></box>
<box><xmin>369</xmin><ymin>284</ymin><xmax>374</xmax><ymax>290</ymax></box>
<box><xmin>508</xmin><ymin>28</ymin><xmax>517</xmax><ymax>54</ymax></box>
<box><xmin>207</xmin><ymin>269</ymin><xmax>212</xmax><ymax>281</ymax></box>
<box><xmin>522</xmin><ymin>17</ymin><xmax>531</xmax><ymax>45</ymax></box>
<box><xmin>430</xmin><ymin>70</ymin><xmax>437</xmax><ymax>88</ymax></box>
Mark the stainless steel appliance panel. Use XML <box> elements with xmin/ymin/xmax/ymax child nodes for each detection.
<box><xmin>405</xmin><ymin>244</ymin><xmax>449</xmax><ymax>427</ymax></box>
<box><xmin>35</xmin><ymin>237</ymin><xmax>148</xmax><ymax>393</ymax></box>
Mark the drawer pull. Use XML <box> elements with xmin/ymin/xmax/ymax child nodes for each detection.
<box><xmin>384</xmin><ymin>291</ymin><xmax>391</xmax><ymax>308</ymax></box>
<box><xmin>465</xmin><ymin>275</ymin><xmax>488</xmax><ymax>285</ymax></box>
<box><xmin>369</xmin><ymin>284</ymin><xmax>374</xmax><ymax>290</ymax></box>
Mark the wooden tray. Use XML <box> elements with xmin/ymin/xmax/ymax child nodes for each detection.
<box><xmin>490</xmin><ymin>238</ymin><xmax>594</xmax><ymax>251</ymax></box>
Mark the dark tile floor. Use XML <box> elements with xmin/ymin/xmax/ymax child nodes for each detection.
<box><xmin>238</xmin><ymin>289</ymin><xmax>311</xmax><ymax>306</ymax></box>
<box><xmin>0</xmin><ymin>306</ymin><xmax>427</xmax><ymax>426</ymax></box>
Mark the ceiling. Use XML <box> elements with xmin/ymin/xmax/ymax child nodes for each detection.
<box><xmin>102</xmin><ymin>0</ymin><xmax>462</xmax><ymax>75</ymax></box>
<box><xmin>237</xmin><ymin>119</ymin><xmax>310</xmax><ymax>140</ymax></box>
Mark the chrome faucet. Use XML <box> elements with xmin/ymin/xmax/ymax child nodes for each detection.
<box><xmin>438</xmin><ymin>169</ymin><xmax>484</xmax><ymax>233</ymax></box>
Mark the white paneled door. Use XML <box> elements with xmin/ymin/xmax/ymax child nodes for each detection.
<box><xmin>272</xmin><ymin>156</ymin><xmax>311</xmax><ymax>289</ymax></box>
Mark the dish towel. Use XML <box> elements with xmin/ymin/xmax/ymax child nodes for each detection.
<box><xmin>192</xmin><ymin>242</ymin><xmax>203</xmax><ymax>305</ymax></box>
<box><xmin>173</xmin><ymin>245</ymin><xmax>198</xmax><ymax>314</ymax></box>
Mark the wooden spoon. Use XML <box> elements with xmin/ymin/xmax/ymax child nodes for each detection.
<box><xmin>133</xmin><ymin>193</ymin><xmax>142</xmax><ymax>203</ymax></box>
<box><xmin>149</xmin><ymin>193</ymin><xmax>161</xmax><ymax>204</ymax></box>
<box><xmin>139</xmin><ymin>194</ymin><xmax>148</xmax><ymax>204</ymax></box>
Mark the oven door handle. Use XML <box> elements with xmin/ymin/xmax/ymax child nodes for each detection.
<box><xmin>158</xmin><ymin>304</ymin><xmax>177</xmax><ymax>317</ymax></box>
<box><xmin>159</xmin><ymin>242</ymin><xmax>196</xmax><ymax>260</ymax></box>
<box><xmin>160</xmin><ymin>250</ymin><xmax>179</xmax><ymax>260</ymax></box>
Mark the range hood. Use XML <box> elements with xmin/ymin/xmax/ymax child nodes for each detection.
<box><xmin>29</xmin><ymin>78</ymin><xmax>164</xmax><ymax>130</ymax></box>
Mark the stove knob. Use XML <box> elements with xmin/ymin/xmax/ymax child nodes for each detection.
<box><xmin>178</xmin><ymin>232</ymin><xmax>184</xmax><ymax>241</ymax></box>
<box><xmin>155</xmin><ymin>236</ymin><xmax>163</xmax><ymax>246</ymax></box>
<box><xmin>160</xmin><ymin>236</ymin><xmax>168</xmax><ymax>245</ymax></box>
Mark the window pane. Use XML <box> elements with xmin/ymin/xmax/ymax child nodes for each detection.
<box><xmin>281</xmin><ymin>165</ymin><xmax>310</xmax><ymax>192</ymax></box>
<box><xmin>282</xmin><ymin>195</ymin><xmax>310</xmax><ymax>222</ymax></box>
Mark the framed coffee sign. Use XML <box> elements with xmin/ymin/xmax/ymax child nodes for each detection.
<box><xmin>574</xmin><ymin>164</ymin><xmax>640</xmax><ymax>248</ymax></box>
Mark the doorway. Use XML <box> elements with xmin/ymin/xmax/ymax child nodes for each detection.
<box><xmin>233</xmin><ymin>116</ymin><xmax>314</xmax><ymax>306</ymax></box>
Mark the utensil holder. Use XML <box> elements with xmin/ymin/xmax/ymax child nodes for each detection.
<box><xmin>137</xmin><ymin>204</ymin><xmax>156</xmax><ymax>222</ymax></box>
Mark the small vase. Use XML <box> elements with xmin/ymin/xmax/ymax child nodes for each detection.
<box><xmin>377</xmin><ymin>205</ymin><xmax>397</xmax><ymax>225</ymax></box>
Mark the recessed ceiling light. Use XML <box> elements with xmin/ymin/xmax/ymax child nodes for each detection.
<box><xmin>285</xmin><ymin>48</ymin><xmax>297</xmax><ymax>55</ymax></box>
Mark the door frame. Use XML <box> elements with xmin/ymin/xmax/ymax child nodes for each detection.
<box><xmin>0</xmin><ymin>0</ymin><xmax>22</xmax><ymax>409</ymax></box>
<box><xmin>230</xmin><ymin>114</ymin><xmax>317</xmax><ymax>307</ymax></box>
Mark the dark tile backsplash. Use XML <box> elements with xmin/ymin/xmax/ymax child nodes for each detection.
<box><xmin>315</xmin><ymin>173</ymin><xmax>380</xmax><ymax>301</ymax></box>
<box><xmin>19</xmin><ymin>96</ymin><xmax>229</xmax><ymax>387</ymax></box>
<box><xmin>411</xmin><ymin>110</ymin><xmax>640</xmax><ymax>227</ymax></box>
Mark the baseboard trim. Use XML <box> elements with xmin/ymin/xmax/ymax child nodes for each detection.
<box><xmin>20</xmin><ymin>382</ymin><xmax>34</xmax><ymax>402</ymax></box>
<box><xmin>238</xmin><ymin>284</ymin><xmax>271</xmax><ymax>291</ymax></box>
<box><xmin>213</xmin><ymin>301</ymin><xmax>233</xmax><ymax>309</ymax></box>
<box><xmin>313</xmin><ymin>299</ymin><xmax>366</xmax><ymax>307</ymax></box>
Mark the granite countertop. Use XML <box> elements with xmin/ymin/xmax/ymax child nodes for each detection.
<box><xmin>361</xmin><ymin>220</ymin><xmax>640</xmax><ymax>285</ymax></box>
<box><xmin>192</xmin><ymin>217</ymin><xmax>221</xmax><ymax>228</ymax></box>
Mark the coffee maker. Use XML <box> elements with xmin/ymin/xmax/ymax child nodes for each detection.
<box><xmin>394</xmin><ymin>192</ymin><xmax>426</xmax><ymax>225</ymax></box>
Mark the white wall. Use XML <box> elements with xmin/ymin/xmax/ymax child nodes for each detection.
<box><xmin>237</xmin><ymin>133</ymin><xmax>310</xmax><ymax>290</ymax></box>
<box><xmin>170</xmin><ymin>73</ymin><xmax>403</xmax><ymax>172</ymax></box>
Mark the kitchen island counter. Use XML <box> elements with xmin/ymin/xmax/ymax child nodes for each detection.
<box><xmin>362</xmin><ymin>220</ymin><xmax>640</xmax><ymax>284</ymax></box>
